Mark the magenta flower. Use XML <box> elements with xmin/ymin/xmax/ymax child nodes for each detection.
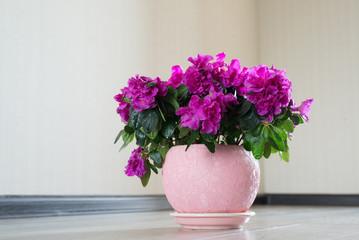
<box><xmin>291</xmin><ymin>99</ymin><xmax>314</xmax><ymax>122</ymax></box>
<box><xmin>176</xmin><ymin>93</ymin><xmax>233</xmax><ymax>135</ymax></box>
<box><xmin>210</xmin><ymin>54</ymin><xmax>249</xmax><ymax>96</ymax></box>
<box><xmin>166</xmin><ymin>65</ymin><xmax>183</xmax><ymax>88</ymax></box>
<box><xmin>245</xmin><ymin>65</ymin><xmax>292</xmax><ymax>122</ymax></box>
<box><xmin>228</xmin><ymin>60</ymin><xmax>248</xmax><ymax>95</ymax></box>
<box><xmin>211</xmin><ymin>54</ymin><xmax>248</xmax><ymax>96</ymax></box>
<box><xmin>125</xmin><ymin>147</ymin><xmax>147</xmax><ymax>178</ymax></box>
<box><xmin>176</xmin><ymin>95</ymin><xmax>202</xmax><ymax>130</ymax></box>
<box><xmin>188</xmin><ymin>53</ymin><xmax>214</xmax><ymax>69</ymax></box>
<box><xmin>199</xmin><ymin>97</ymin><xmax>221</xmax><ymax>134</ymax></box>
<box><xmin>183</xmin><ymin>54</ymin><xmax>222</xmax><ymax>95</ymax></box>
<box><xmin>208</xmin><ymin>92</ymin><xmax>238</xmax><ymax>117</ymax></box>
<box><xmin>114</xmin><ymin>93</ymin><xmax>130</xmax><ymax>122</ymax></box>
<box><xmin>122</xmin><ymin>75</ymin><xmax>168</xmax><ymax>112</ymax></box>
<box><xmin>211</xmin><ymin>52</ymin><xmax>228</xmax><ymax>81</ymax></box>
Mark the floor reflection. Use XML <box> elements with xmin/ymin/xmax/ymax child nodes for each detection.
<box><xmin>106</xmin><ymin>226</ymin><xmax>256</xmax><ymax>240</ymax></box>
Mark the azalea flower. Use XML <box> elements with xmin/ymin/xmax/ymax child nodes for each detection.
<box><xmin>125</xmin><ymin>147</ymin><xmax>147</xmax><ymax>178</ymax></box>
<box><xmin>183</xmin><ymin>54</ymin><xmax>222</xmax><ymax>95</ymax></box>
<box><xmin>114</xmin><ymin>93</ymin><xmax>130</xmax><ymax>122</ymax></box>
<box><xmin>211</xmin><ymin>52</ymin><xmax>228</xmax><ymax>82</ymax></box>
<box><xmin>166</xmin><ymin>65</ymin><xmax>183</xmax><ymax>88</ymax></box>
<box><xmin>176</xmin><ymin>92</ymin><xmax>236</xmax><ymax>135</ymax></box>
<box><xmin>208</xmin><ymin>92</ymin><xmax>238</xmax><ymax>117</ymax></box>
<box><xmin>122</xmin><ymin>75</ymin><xmax>167</xmax><ymax>112</ymax></box>
<box><xmin>212</xmin><ymin>54</ymin><xmax>248</xmax><ymax>96</ymax></box>
<box><xmin>198</xmin><ymin>97</ymin><xmax>221</xmax><ymax>134</ymax></box>
<box><xmin>176</xmin><ymin>95</ymin><xmax>203</xmax><ymax>130</ymax></box>
<box><xmin>245</xmin><ymin>65</ymin><xmax>292</xmax><ymax>122</ymax></box>
<box><xmin>291</xmin><ymin>98</ymin><xmax>314</xmax><ymax>122</ymax></box>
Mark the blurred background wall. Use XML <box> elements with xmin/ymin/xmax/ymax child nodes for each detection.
<box><xmin>0</xmin><ymin>0</ymin><xmax>259</xmax><ymax>195</ymax></box>
<box><xmin>1</xmin><ymin>0</ymin><xmax>358</xmax><ymax>196</ymax></box>
<box><xmin>259</xmin><ymin>0</ymin><xmax>359</xmax><ymax>194</ymax></box>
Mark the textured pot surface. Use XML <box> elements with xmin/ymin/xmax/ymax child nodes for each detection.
<box><xmin>162</xmin><ymin>144</ymin><xmax>260</xmax><ymax>213</ymax></box>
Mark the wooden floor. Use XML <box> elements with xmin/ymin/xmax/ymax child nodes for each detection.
<box><xmin>1</xmin><ymin>206</ymin><xmax>359</xmax><ymax>240</ymax></box>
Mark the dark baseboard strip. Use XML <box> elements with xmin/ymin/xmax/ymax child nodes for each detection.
<box><xmin>253</xmin><ymin>194</ymin><xmax>268</xmax><ymax>205</ymax></box>
<box><xmin>1</xmin><ymin>194</ymin><xmax>359</xmax><ymax>219</ymax></box>
<box><xmin>0</xmin><ymin>195</ymin><xmax>172</xmax><ymax>219</ymax></box>
<box><xmin>266</xmin><ymin>194</ymin><xmax>359</xmax><ymax>206</ymax></box>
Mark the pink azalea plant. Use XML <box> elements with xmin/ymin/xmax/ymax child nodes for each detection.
<box><xmin>114</xmin><ymin>53</ymin><xmax>313</xmax><ymax>186</ymax></box>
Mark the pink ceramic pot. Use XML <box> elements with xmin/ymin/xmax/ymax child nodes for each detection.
<box><xmin>162</xmin><ymin>144</ymin><xmax>260</xmax><ymax>213</ymax></box>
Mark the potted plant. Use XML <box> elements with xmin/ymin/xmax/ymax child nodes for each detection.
<box><xmin>114</xmin><ymin>53</ymin><xmax>313</xmax><ymax>229</ymax></box>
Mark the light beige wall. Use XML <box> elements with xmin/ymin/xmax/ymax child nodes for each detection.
<box><xmin>259</xmin><ymin>0</ymin><xmax>359</xmax><ymax>194</ymax></box>
<box><xmin>0</xmin><ymin>0</ymin><xmax>259</xmax><ymax>195</ymax></box>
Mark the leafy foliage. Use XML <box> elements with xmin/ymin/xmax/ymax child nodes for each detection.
<box><xmin>115</xmin><ymin>82</ymin><xmax>308</xmax><ymax>185</ymax></box>
<box><xmin>114</xmin><ymin>53</ymin><xmax>313</xmax><ymax>186</ymax></box>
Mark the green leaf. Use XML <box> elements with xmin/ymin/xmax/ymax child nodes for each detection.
<box><xmin>146</xmin><ymin>82</ymin><xmax>156</xmax><ymax>87</ymax></box>
<box><xmin>122</xmin><ymin>97</ymin><xmax>131</xmax><ymax>103</ymax></box>
<box><xmin>268</xmin><ymin>128</ymin><xmax>285</xmax><ymax>151</ymax></box>
<box><xmin>268</xmin><ymin>137</ymin><xmax>279</xmax><ymax>151</ymax></box>
<box><xmin>130</xmin><ymin>108</ymin><xmax>160</xmax><ymax>134</ymax></box>
<box><xmin>162</xmin><ymin>94</ymin><xmax>180</xmax><ymax>110</ymax></box>
<box><xmin>263</xmin><ymin>142</ymin><xmax>271</xmax><ymax>159</ymax></box>
<box><xmin>284</xmin><ymin>139</ymin><xmax>289</xmax><ymax>152</ymax></box>
<box><xmin>203</xmin><ymin>140</ymin><xmax>215</xmax><ymax>153</ymax></box>
<box><xmin>148</xmin><ymin>163</ymin><xmax>158</xmax><ymax>174</ymax></box>
<box><xmin>270</xmin><ymin>126</ymin><xmax>282</xmax><ymax>141</ymax></box>
<box><xmin>141</xmin><ymin>109</ymin><xmax>160</xmax><ymax>134</ymax></box>
<box><xmin>124</xmin><ymin>126</ymin><xmax>134</xmax><ymax>134</ymax></box>
<box><xmin>149</xmin><ymin>150</ymin><xmax>162</xmax><ymax>164</ymax></box>
<box><xmin>282</xmin><ymin>151</ymin><xmax>289</xmax><ymax>162</ymax></box>
<box><xmin>272</xmin><ymin>126</ymin><xmax>287</xmax><ymax>140</ymax></box>
<box><xmin>135</xmin><ymin>130</ymin><xmax>147</xmax><ymax>147</ymax></box>
<box><xmin>143</xmin><ymin>117</ymin><xmax>161</xmax><ymax>140</ymax></box>
<box><xmin>158</xmin><ymin>144</ymin><xmax>170</xmax><ymax>161</ymax></box>
<box><xmin>252</xmin><ymin>134</ymin><xmax>265</xmax><ymax>159</ymax></box>
<box><xmin>290</xmin><ymin>114</ymin><xmax>300</xmax><ymax>125</ymax></box>
<box><xmin>166</xmin><ymin>85</ymin><xmax>178</xmax><ymax>98</ymax></box>
<box><xmin>149</xmin><ymin>142</ymin><xmax>158</xmax><ymax>152</ymax></box>
<box><xmin>161</xmin><ymin>120</ymin><xmax>177</xmax><ymax>139</ymax></box>
<box><xmin>226</xmin><ymin>137</ymin><xmax>236</xmax><ymax>145</ymax></box>
<box><xmin>268</xmin><ymin>137</ymin><xmax>284</xmax><ymax>151</ymax></box>
<box><xmin>114</xmin><ymin>129</ymin><xmax>124</xmax><ymax>144</ymax></box>
<box><xmin>129</xmin><ymin>107</ymin><xmax>141</xmax><ymax>129</ymax></box>
<box><xmin>252</xmin><ymin>124</ymin><xmax>263</xmax><ymax>137</ymax></box>
<box><xmin>177</xmin><ymin>84</ymin><xmax>189</xmax><ymax>101</ymax></box>
<box><xmin>201</xmin><ymin>133</ymin><xmax>216</xmax><ymax>143</ymax></box>
<box><xmin>154</xmin><ymin>161</ymin><xmax>163</xmax><ymax>168</ymax></box>
<box><xmin>263</xmin><ymin>126</ymin><xmax>269</xmax><ymax>140</ymax></box>
<box><xmin>282</xmin><ymin>119</ymin><xmax>294</xmax><ymax>133</ymax></box>
<box><xmin>281</xmin><ymin>141</ymin><xmax>290</xmax><ymax>162</ymax></box>
<box><xmin>271</xmin><ymin>147</ymin><xmax>278</xmax><ymax>153</ymax></box>
<box><xmin>277</xmin><ymin>108</ymin><xmax>287</xmax><ymax>119</ymax></box>
<box><xmin>122</xmin><ymin>131</ymin><xmax>129</xmax><ymax>141</ymax></box>
<box><xmin>185</xmin><ymin>130</ymin><xmax>199</xmax><ymax>151</ymax></box>
<box><xmin>119</xmin><ymin>133</ymin><xmax>134</xmax><ymax>152</ymax></box>
<box><xmin>153</xmin><ymin>135</ymin><xmax>162</xmax><ymax>144</ymax></box>
<box><xmin>238</xmin><ymin>105</ymin><xmax>261</xmax><ymax>131</ymax></box>
<box><xmin>179</xmin><ymin>127</ymin><xmax>190</xmax><ymax>138</ymax></box>
<box><xmin>237</xmin><ymin>100</ymin><xmax>252</xmax><ymax>118</ymax></box>
<box><xmin>243</xmin><ymin>134</ymin><xmax>252</xmax><ymax>151</ymax></box>
<box><xmin>297</xmin><ymin>114</ymin><xmax>304</xmax><ymax>124</ymax></box>
<box><xmin>140</xmin><ymin>162</ymin><xmax>151</xmax><ymax>187</ymax></box>
<box><xmin>279</xmin><ymin>151</ymin><xmax>290</xmax><ymax>162</ymax></box>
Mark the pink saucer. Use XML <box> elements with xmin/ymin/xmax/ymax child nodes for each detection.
<box><xmin>170</xmin><ymin>211</ymin><xmax>255</xmax><ymax>230</ymax></box>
